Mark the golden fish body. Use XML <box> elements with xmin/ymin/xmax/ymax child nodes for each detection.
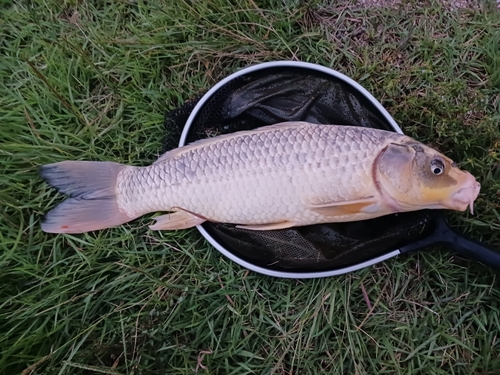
<box><xmin>119</xmin><ymin>123</ymin><xmax>401</xmax><ymax>225</ymax></box>
<box><xmin>40</xmin><ymin>122</ymin><xmax>480</xmax><ymax>234</ymax></box>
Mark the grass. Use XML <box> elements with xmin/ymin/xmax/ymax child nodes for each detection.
<box><xmin>1</xmin><ymin>0</ymin><xmax>500</xmax><ymax>374</ymax></box>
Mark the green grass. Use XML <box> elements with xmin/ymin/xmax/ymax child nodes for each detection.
<box><xmin>1</xmin><ymin>0</ymin><xmax>500</xmax><ymax>374</ymax></box>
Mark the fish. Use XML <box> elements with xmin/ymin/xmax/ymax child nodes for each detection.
<box><xmin>40</xmin><ymin>121</ymin><xmax>481</xmax><ymax>234</ymax></box>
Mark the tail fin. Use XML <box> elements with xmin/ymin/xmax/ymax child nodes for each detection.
<box><xmin>40</xmin><ymin>161</ymin><xmax>136</xmax><ymax>234</ymax></box>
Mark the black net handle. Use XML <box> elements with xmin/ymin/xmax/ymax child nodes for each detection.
<box><xmin>400</xmin><ymin>215</ymin><xmax>500</xmax><ymax>270</ymax></box>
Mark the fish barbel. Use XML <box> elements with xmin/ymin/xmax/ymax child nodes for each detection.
<box><xmin>40</xmin><ymin>122</ymin><xmax>481</xmax><ymax>234</ymax></box>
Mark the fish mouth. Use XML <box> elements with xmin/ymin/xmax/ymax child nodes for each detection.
<box><xmin>447</xmin><ymin>181</ymin><xmax>481</xmax><ymax>214</ymax></box>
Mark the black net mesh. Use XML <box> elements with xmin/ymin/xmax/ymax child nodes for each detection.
<box><xmin>163</xmin><ymin>66</ymin><xmax>442</xmax><ymax>272</ymax></box>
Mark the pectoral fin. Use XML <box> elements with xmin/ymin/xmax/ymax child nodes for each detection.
<box><xmin>236</xmin><ymin>221</ymin><xmax>297</xmax><ymax>231</ymax></box>
<box><xmin>149</xmin><ymin>208</ymin><xmax>206</xmax><ymax>230</ymax></box>
<box><xmin>307</xmin><ymin>197</ymin><xmax>379</xmax><ymax>216</ymax></box>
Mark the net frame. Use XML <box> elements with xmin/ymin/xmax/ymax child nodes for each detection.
<box><xmin>169</xmin><ymin>61</ymin><xmax>435</xmax><ymax>278</ymax></box>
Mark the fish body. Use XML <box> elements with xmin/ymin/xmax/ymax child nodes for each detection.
<box><xmin>40</xmin><ymin>122</ymin><xmax>481</xmax><ymax>234</ymax></box>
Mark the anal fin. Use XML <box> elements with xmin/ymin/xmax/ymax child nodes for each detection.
<box><xmin>307</xmin><ymin>197</ymin><xmax>379</xmax><ymax>216</ymax></box>
<box><xmin>235</xmin><ymin>221</ymin><xmax>296</xmax><ymax>231</ymax></box>
<box><xmin>149</xmin><ymin>208</ymin><xmax>206</xmax><ymax>230</ymax></box>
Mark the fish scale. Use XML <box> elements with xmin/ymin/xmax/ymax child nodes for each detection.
<box><xmin>116</xmin><ymin>123</ymin><xmax>402</xmax><ymax>224</ymax></box>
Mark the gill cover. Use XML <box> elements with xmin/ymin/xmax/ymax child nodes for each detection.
<box><xmin>376</xmin><ymin>143</ymin><xmax>415</xmax><ymax>197</ymax></box>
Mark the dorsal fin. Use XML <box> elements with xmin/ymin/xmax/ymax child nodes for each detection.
<box><xmin>154</xmin><ymin>121</ymin><xmax>309</xmax><ymax>164</ymax></box>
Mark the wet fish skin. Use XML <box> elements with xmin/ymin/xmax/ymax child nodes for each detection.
<box><xmin>40</xmin><ymin>122</ymin><xmax>480</xmax><ymax>234</ymax></box>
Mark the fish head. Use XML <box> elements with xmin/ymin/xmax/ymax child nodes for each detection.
<box><xmin>375</xmin><ymin>140</ymin><xmax>480</xmax><ymax>214</ymax></box>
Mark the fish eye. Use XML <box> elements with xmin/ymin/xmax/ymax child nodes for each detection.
<box><xmin>430</xmin><ymin>159</ymin><xmax>445</xmax><ymax>175</ymax></box>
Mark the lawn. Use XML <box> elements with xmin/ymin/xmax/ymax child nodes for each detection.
<box><xmin>1</xmin><ymin>0</ymin><xmax>500</xmax><ymax>374</ymax></box>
